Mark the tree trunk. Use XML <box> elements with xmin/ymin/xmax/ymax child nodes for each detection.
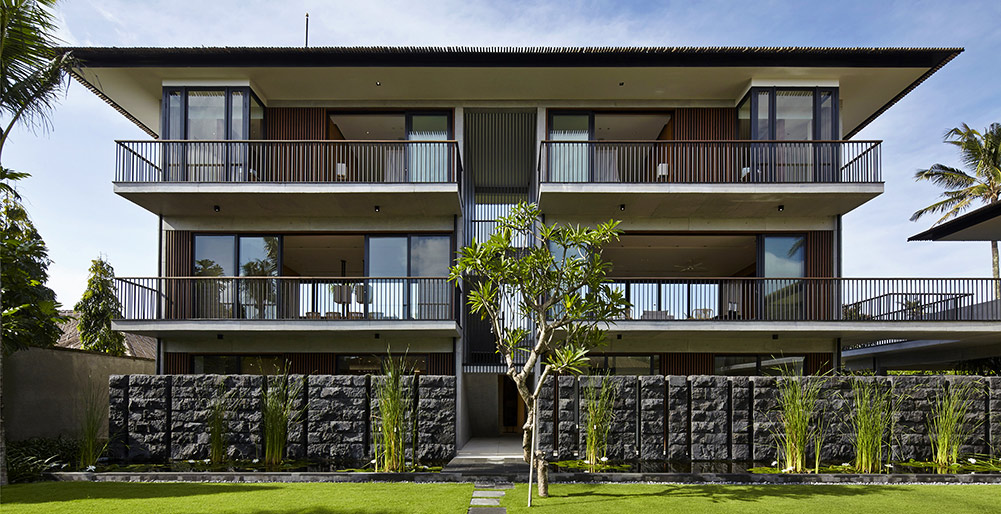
<box><xmin>992</xmin><ymin>241</ymin><xmax>1000</xmax><ymax>299</ymax></box>
<box><xmin>536</xmin><ymin>452</ymin><xmax>549</xmax><ymax>497</ymax></box>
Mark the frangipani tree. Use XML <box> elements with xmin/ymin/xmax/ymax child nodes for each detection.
<box><xmin>448</xmin><ymin>202</ymin><xmax>628</xmax><ymax>497</ymax></box>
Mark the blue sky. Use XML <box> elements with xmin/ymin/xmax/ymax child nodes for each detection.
<box><xmin>5</xmin><ymin>0</ymin><xmax>1001</xmax><ymax>305</ymax></box>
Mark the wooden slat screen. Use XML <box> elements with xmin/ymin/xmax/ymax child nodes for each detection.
<box><xmin>661</xmin><ymin>352</ymin><xmax>713</xmax><ymax>375</ymax></box>
<box><xmin>264</xmin><ymin>107</ymin><xmax>326</xmax><ymax>140</ymax></box>
<box><xmin>163</xmin><ymin>352</ymin><xmax>191</xmax><ymax>374</ymax></box>
<box><xmin>805</xmin><ymin>230</ymin><xmax>836</xmax><ymax>320</ymax></box>
<box><xmin>428</xmin><ymin>352</ymin><xmax>456</xmax><ymax>375</ymax></box>
<box><xmin>673</xmin><ymin>108</ymin><xmax>737</xmax><ymax>141</ymax></box>
<box><xmin>163</xmin><ymin>230</ymin><xmax>192</xmax><ymax>319</ymax></box>
<box><xmin>805</xmin><ymin>353</ymin><xmax>833</xmax><ymax>375</ymax></box>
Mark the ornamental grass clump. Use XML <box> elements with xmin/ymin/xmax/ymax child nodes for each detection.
<box><xmin>208</xmin><ymin>382</ymin><xmax>231</xmax><ymax>465</ymax></box>
<box><xmin>773</xmin><ymin>370</ymin><xmax>824</xmax><ymax>473</ymax></box>
<box><xmin>582</xmin><ymin>374</ymin><xmax>618</xmax><ymax>473</ymax></box>
<box><xmin>372</xmin><ymin>355</ymin><xmax>415</xmax><ymax>472</ymax></box>
<box><xmin>928</xmin><ymin>380</ymin><xmax>983</xmax><ymax>471</ymax></box>
<box><xmin>847</xmin><ymin>376</ymin><xmax>900</xmax><ymax>473</ymax></box>
<box><xmin>262</xmin><ymin>372</ymin><xmax>303</xmax><ymax>469</ymax></box>
<box><xmin>78</xmin><ymin>381</ymin><xmax>108</xmax><ymax>469</ymax></box>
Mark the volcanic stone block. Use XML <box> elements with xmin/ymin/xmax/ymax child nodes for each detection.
<box><xmin>127</xmin><ymin>374</ymin><xmax>171</xmax><ymax>462</ymax></box>
<box><xmin>169</xmin><ymin>374</ymin><xmax>219</xmax><ymax>460</ymax></box>
<box><xmin>729</xmin><ymin>376</ymin><xmax>751</xmax><ymax>461</ymax></box>
<box><xmin>108</xmin><ymin>375</ymin><xmax>129</xmax><ymax>461</ymax></box>
<box><xmin>535</xmin><ymin>375</ymin><xmax>556</xmax><ymax>456</ymax></box>
<box><xmin>639</xmin><ymin>375</ymin><xmax>666</xmax><ymax>460</ymax></box>
<box><xmin>690</xmin><ymin>375</ymin><xmax>729</xmax><ymax>461</ymax></box>
<box><xmin>892</xmin><ymin>375</ymin><xmax>937</xmax><ymax>461</ymax></box>
<box><xmin>949</xmin><ymin>376</ymin><xmax>989</xmax><ymax>457</ymax></box>
<box><xmin>556</xmin><ymin>375</ymin><xmax>578</xmax><ymax>459</ymax></box>
<box><xmin>417</xmin><ymin>375</ymin><xmax>456</xmax><ymax>462</ymax></box>
<box><xmin>666</xmin><ymin>376</ymin><xmax>689</xmax><ymax>461</ymax></box>
<box><xmin>307</xmin><ymin>375</ymin><xmax>368</xmax><ymax>464</ymax></box>
<box><xmin>990</xmin><ymin>377</ymin><xmax>1001</xmax><ymax>458</ymax></box>
<box><xmin>750</xmin><ymin>376</ymin><xmax>778</xmax><ymax>463</ymax></box>
<box><xmin>815</xmin><ymin>375</ymin><xmax>853</xmax><ymax>462</ymax></box>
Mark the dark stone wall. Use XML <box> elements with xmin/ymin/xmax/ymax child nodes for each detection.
<box><xmin>534</xmin><ymin>374</ymin><xmax>998</xmax><ymax>464</ymax></box>
<box><xmin>535</xmin><ymin>376</ymin><xmax>556</xmax><ymax>456</ymax></box>
<box><xmin>110</xmin><ymin>374</ymin><xmax>456</xmax><ymax>465</ymax></box>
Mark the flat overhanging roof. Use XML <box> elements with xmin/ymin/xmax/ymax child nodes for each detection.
<box><xmin>61</xmin><ymin>46</ymin><xmax>962</xmax><ymax>139</ymax></box>
<box><xmin>909</xmin><ymin>201</ymin><xmax>1001</xmax><ymax>241</ymax></box>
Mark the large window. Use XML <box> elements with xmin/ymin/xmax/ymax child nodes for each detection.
<box><xmin>587</xmin><ymin>354</ymin><xmax>660</xmax><ymax>375</ymax></box>
<box><xmin>193</xmin><ymin>234</ymin><xmax>280</xmax><ymax>319</ymax></box>
<box><xmin>714</xmin><ymin>355</ymin><xmax>805</xmax><ymax>376</ymax></box>
<box><xmin>162</xmin><ymin>87</ymin><xmax>265</xmax><ymax>181</ymax></box>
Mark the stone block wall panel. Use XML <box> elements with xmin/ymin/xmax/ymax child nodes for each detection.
<box><xmin>535</xmin><ymin>375</ymin><xmax>556</xmax><ymax>457</ymax></box>
<box><xmin>990</xmin><ymin>377</ymin><xmax>1001</xmax><ymax>458</ymax></box>
<box><xmin>108</xmin><ymin>375</ymin><xmax>129</xmax><ymax>461</ymax></box>
<box><xmin>126</xmin><ymin>375</ymin><xmax>171</xmax><ymax>462</ymax></box>
<box><xmin>949</xmin><ymin>376</ymin><xmax>989</xmax><ymax>457</ymax></box>
<box><xmin>729</xmin><ymin>377</ymin><xmax>751</xmax><ymax>461</ymax></box>
<box><xmin>666</xmin><ymin>376</ymin><xmax>689</xmax><ymax>460</ymax></box>
<box><xmin>639</xmin><ymin>376</ymin><xmax>666</xmax><ymax>460</ymax></box>
<box><xmin>169</xmin><ymin>375</ymin><xmax>218</xmax><ymax>460</ymax></box>
<box><xmin>556</xmin><ymin>375</ymin><xmax>578</xmax><ymax>459</ymax></box>
<box><xmin>750</xmin><ymin>376</ymin><xmax>778</xmax><ymax>463</ymax></box>
<box><xmin>307</xmin><ymin>375</ymin><xmax>367</xmax><ymax>464</ymax></box>
<box><xmin>815</xmin><ymin>376</ymin><xmax>853</xmax><ymax>462</ymax></box>
<box><xmin>417</xmin><ymin>375</ymin><xmax>457</xmax><ymax>462</ymax></box>
<box><xmin>892</xmin><ymin>375</ymin><xmax>936</xmax><ymax>461</ymax></box>
<box><xmin>690</xmin><ymin>375</ymin><xmax>729</xmax><ymax>461</ymax></box>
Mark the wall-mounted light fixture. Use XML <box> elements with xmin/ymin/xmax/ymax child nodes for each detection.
<box><xmin>777</xmin><ymin>205</ymin><xmax>785</xmax><ymax>212</ymax></box>
<box><xmin>375</xmin><ymin>81</ymin><xmax>381</xmax><ymax>86</ymax></box>
<box><xmin>619</xmin><ymin>204</ymin><xmax>626</xmax><ymax>211</ymax></box>
<box><xmin>213</xmin><ymin>205</ymin><xmax>220</xmax><ymax>212</ymax></box>
<box><xmin>374</xmin><ymin>205</ymin><xmax>380</xmax><ymax>212</ymax></box>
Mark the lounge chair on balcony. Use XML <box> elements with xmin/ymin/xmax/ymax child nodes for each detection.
<box><xmin>641</xmin><ymin>310</ymin><xmax>674</xmax><ymax>320</ymax></box>
<box><xmin>692</xmin><ymin>308</ymin><xmax>715</xmax><ymax>319</ymax></box>
<box><xmin>324</xmin><ymin>312</ymin><xmax>342</xmax><ymax>320</ymax></box>
<box><xmin>305</xmin><ymin>311</ymin><xmax>321</xmax><ymax>319</ymax></box>
<box><xmin>655</xmin><ymin>163</ymin><xmax>670</xmax><ymax>181</ymax></box>
<box><xmin>335</xmin><ymin>162</ymin><xmax>348</xmax><ymax>181</ymax></box>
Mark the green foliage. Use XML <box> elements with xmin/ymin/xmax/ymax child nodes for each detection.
<box><xmin>208</xmin><ymin>381</ymin><xmax>231</xmax><ymax>465</ymax></box>
<box><xmin>582</xmin><ymin>374</ymin><xmax>617</xmax><ymax>473</ymax></box>
<box><xmin>772</xmin><ymin>370</ymin><xmax>824</xmax><ymax>473</ymax></box>
<box><xmin>74</xmin><ymin>257</ymin><xmax>125</xmax><ymax>356</ymax></box>
<box><xmin>847</xmin><ymin>377</ymin><xmax>901</xmax><ymax>473</ymax></box>
<box><xmin>928</xmin><ymin>381</ymin><xmax>983</xmax><ymax>470</ymax></box>
<box><xmin>78</xmin><ymin>381</ymin><xmax>107</xmax><ymax>469</ymax></box>
<box><xmin>262</xmin><ymin>372</ymin><xmax>303</xmax><ymax>469</ymax></box>
<box><xmin>911</xmin><ymin>123</ymin><xmax>1001</xmax><ymax>225</ymax></box>
<box><xmin>372</xmin><ymin>354</ymin><xmax>414</xmax><ymax>472</ymax></box>
<box><xmin>4</xmin><ymin>437</ymin><xmax>77</xmax><ymax>482</ymax></box>
<box><xmin>1</xmin><ymin>189</ymin><xmax>63</xmax><ymax>355</ymax></box>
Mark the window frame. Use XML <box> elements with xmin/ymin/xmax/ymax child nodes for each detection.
<box><xmin>161</xmin><ymin>86</ymin><xmax>265</xmax><ymax>140</ymax></box>
<box><xmin>736</xmin><ymin>87</ymin><xmax>839</xmax><ymax>140</ymax></box>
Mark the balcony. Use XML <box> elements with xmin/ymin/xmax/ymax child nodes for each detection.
<box><xmin>113</xmin><ymin>140</ymin><xmax>463</xmax><ymax>217</ymax></box>
<box><xmin>603</xmin><ymin>277</ymin><xmax>1000</xmax><ymax>344</ymax></box>
<box><xmin>536</xmin><ymin>140</ymin><xmax>883</xmax><ymax>217</ymax></box>
<box><xmin>112</xmin><ymin>276</ymin><xmax>460</xmax><ymax>337</ymax></box>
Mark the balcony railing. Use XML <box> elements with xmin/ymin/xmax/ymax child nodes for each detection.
<box><xmin>605</xmin><ymin>278</ymin><xmax>1000</xmax><ymax>322</ymax></box>
<box><xmin>538</xmin><ymin>140</ymin><xmax>881</xmax><ymax>184</ymax></box>
<box><xmin>114</xmin><ymin>277</ymin><xmax>458</xmax><ymax>322</ymax></box>
<box><xmin>115</xmin><ymin>140</ymin><xmax>462</xmax><ymax>184</ymax></box>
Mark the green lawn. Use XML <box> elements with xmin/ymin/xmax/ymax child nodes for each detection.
<box><xmin>0</xmin><ymin>482</ymin><xmax>474</xmax><ymax>514</ymax></box>
<box><xmin>501</xmin><ymin>483</ymin><xmax>1001</xmax><ymax>513</ymax></box>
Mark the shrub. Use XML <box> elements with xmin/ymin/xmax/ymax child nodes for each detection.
<box><xmin>262</xmin><ymin>372</ymin><xmax>303</xmax><ymax>469</ymax></box>
<box><xmin>847</xmin><ymin>376</ymin><xmax>900</xmax><ymax>473</ymax></box>
<box><xmin>372</xmin><ymin>355</ymin><xmax>415</xmax><ymax>472</ymax></box>
<box><xmin>582</xmin><ymin>374</ymin><xmax>617</xmax><ymax>473</ymax></box>
<box><xmin>6</xmin><ymin>437</ymin><xmax>78</xmax><ymax>482</ymax></box>
<box><xmin>773</xmin><ymin>371</ymin><xmax>824</xmax><ymax>473</ymax></box>
<box><xmin>928</xmin><ymin>380</ymin><xmax>983</xmax><ymax>470</ymax></box>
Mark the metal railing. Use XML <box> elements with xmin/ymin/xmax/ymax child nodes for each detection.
<box><xmin>114</xmin><ymin>277</ymin><xmax>458</xmax><ymax>322</ymax></box>
<box><xmin>604</xmin><ymin>277</ymin><xmax>1000</xmax><ymax>322</ymax></box>
<box><xmin>538</xmin><ymin>140</ymin><xmax>881</xmax><ymax>184</ymax></box>
<box><xmin>116</xmin><ymin>140</ymin><xmax>462</xmax><ymax>184</ymax></box>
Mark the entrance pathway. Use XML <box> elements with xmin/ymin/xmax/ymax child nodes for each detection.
<box><xmin>445</xmin><ymin>436</ymin><xmax>529</xmax><ymax>476</ymax></box>
<box><xmin>467</xmin><ymin>480</ymin><xmax>513</xmax><ymax>513</ymax></box>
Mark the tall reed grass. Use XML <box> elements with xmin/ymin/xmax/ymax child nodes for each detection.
<box><xmin>773</xmin><ymin>370</ymin><xmax>823</xmax><ymax>473</ymax></box>
<box><xmin>78</xmin><ymin>382</ymin><xmax>108</xmax><ymax>469</ymax></box>
<box><xmin>928</xmin><ymin>380</ymin><xmax>983</xmax><ymax>470</ymax></box>
<box><xmin>847</xmin><ymin>376</ymin><xmax>899</xmax><ymax>473</ymax></box>
<box><xmin>208</xmin><ymin>382</ymin><xmax>230</xmax><ymax>464</ymax></box>
<box><xmin>582</xmin><ymin>374</ymin><xmax>617</xmax><ymax>472</ymax></box>
<box><xmin>262</xmin><ymin>371</ymin><xmax>303</xmax><ymax>469</ymax></box>
<box><xmin>372</xmin><ymin>355</ymin><xmax>415</xmax><ymax>472</ymax></box>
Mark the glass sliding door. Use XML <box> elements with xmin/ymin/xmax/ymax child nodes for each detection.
<box><xmin>238</xmin><ymin>236</ymin><xmax>279</xmax><ymax>319</ymax></box>
<box><xmin>549</xmin><ymin>113</ymin><xmax>591</xmax><ymax>182</ymax></box>
<box><xmin>407</xmin><ymin>114</ymin><xmax>450</xmax><ymax>182</ymax></box>
<box><xmin>774</xmin><ymin>90</ymin><xmax>814</xmax><ymax>181</ymax></box>
<box><xmin>193</xmin><ymin>235</ymin><xmax>236</xmax><ymax>318</ymax></box>
<box><xmin>367</xmin><ymin>237</ymin><xmax>408</xmax><ymax>319</ymax></box>
<box><xmin>761</xmin><ymin>235</ymin><xmax>806</xmax><ymax>320</ymax></box>
<box><xmin>186</xmin><ymin>90</ymin><xmax>227</xmax><ymax>181</ymax></box>
<box><xmin>410</xmin><ymin>236</ymin><xmax>450</xmax><ymax>320</ymax></box>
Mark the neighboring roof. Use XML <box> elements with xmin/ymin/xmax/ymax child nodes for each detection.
<box><xmin>61</xmin><ymin>45</ymin><xmax>961</xmax><ymax>69</ymax></box>
<box><xmin>56</xmin><ymin>311</ymin><xmax>156</xmax><ymax>360</ymax></box>
<box><xmin>908</xmin><ymin>202</ymin><xmax>1001</xmax><ymax>242</ymax></box>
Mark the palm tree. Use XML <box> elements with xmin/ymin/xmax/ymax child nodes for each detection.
<box><xmin>0</xmin><ymin>0</ymin><xmax>73</xmax><ymax>486</ymax></box>
<box><xmin>911</xmin><ymin>123</ymin><xmax>1001</xmax><ymax>297</ymax></box>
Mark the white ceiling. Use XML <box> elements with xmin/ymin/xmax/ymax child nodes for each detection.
<box><xmin>594</xmin><ymin>114</ymin><xmax>672</xmax><ymax>140</ymax></box>
<box><xmin>282</xmin><ymin>235</ymin><xmax>364</xmax><ymax>276</ymax></box>
<box><xmin>329</xmin><ymin>114</ymin><xmax>405</xmax><ymax>140</ymax></box>
<box><xmin>602</xmin><ymin>234</ymin><xmax>756</xmax><ymax>277</ymax></box>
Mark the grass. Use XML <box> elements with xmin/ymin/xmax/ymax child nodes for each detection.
<box><xmin>261</xmin><ymin>373</ymin><xmax>303</xmax><ymax>469</ymax></box>
<box><xmin>501</xmin><ymin>483</ymin><xmax>1001</xmax><ymax>513</ymax></box>
<box><xmin>0</xmin><ymin>482</ymin><xmax>473</xmax><ymax>514</ymax></box>
<box><xmin>773</xmin><ymin>373</ymin><xmax>823</xmax><ymax>473</ymax></box>
<box><xmin>582</xmin><ymin>374</ymin><xmax>617</xmax><ymax>473</ymax></box>
<box><xmin>848</xmin><ymin>376</ymin><xmax>899</xmax><ymax>473</ymax></box>
<box><xmin>928</xmin><ymin>381</ymin><xmax>983</xmax><ymax>470</ymax></box>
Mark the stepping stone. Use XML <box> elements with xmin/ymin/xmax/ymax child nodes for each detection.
<box><xmin>470</xmin><ymin>498</ymin><xmax>501</xmax><ymax>506</ymax></box>
<box><xmin>468</xmin><ymin>509</ymin><xmax>505</xmax><ymax>514</ymax></box>
<box><xmin>473</xmin><ymin>491</ymin><xmax>505</xmax><ymax>497</ymax></box>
